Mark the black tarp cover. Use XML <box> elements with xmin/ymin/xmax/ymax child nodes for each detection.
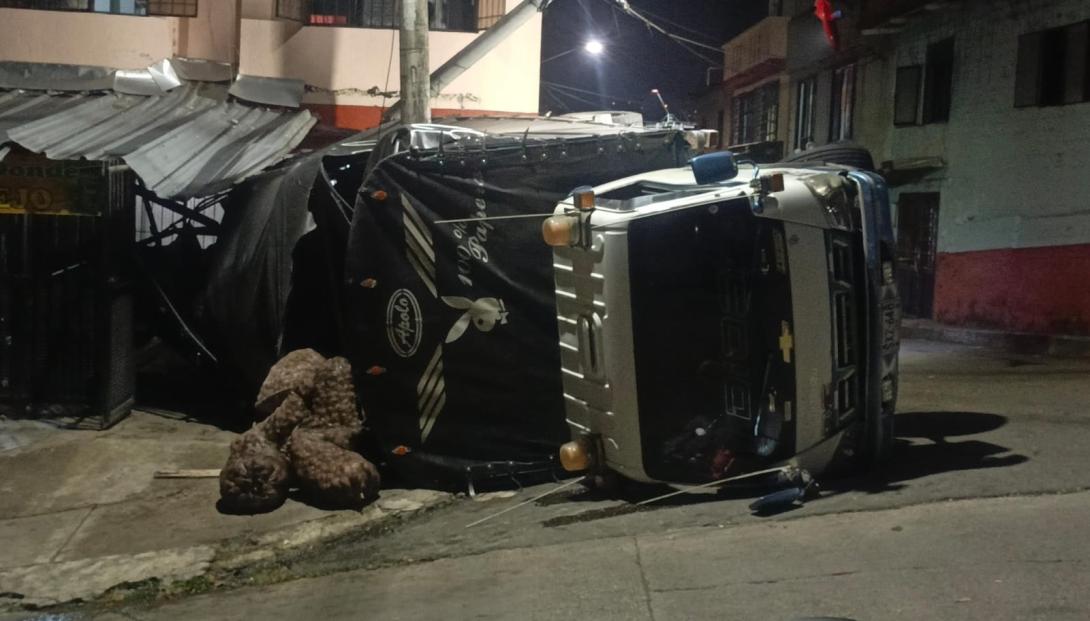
<box><xmin>346</xmin><ymin>129</ymin><xmax>691</xmax><ymax>468</ymax></box>
<box><xmin>200</xmin><ymin>153</ymin><xmax>326</xmax><ymax>391</ymax></box>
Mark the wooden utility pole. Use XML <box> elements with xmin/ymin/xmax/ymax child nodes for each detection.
<box><xmin>399</xmin><ymin>0</ymin><xmax>431</xmax><ymax>123</ymax></box>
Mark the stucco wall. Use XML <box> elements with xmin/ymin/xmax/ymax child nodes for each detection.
<box><xmin>885</xmin><ymin>0</ymin><xmax>1090</xmax><ymax>335</ymax></box>
<box><xmin>238</xmin><ymin>0</ymin><xmax>541</xmax><ymax>120</ymax></box>
<box><xmin>724</xmin><ymin>17</ymin><xmax>788</xmax><ymax>77</ymax></box>
<box><xmin>0</xmin><ymin>9</ymin><xmax>174</xmax><ymax>68</ymax></box>
<box><xmin>888</xmin><ymin>0</ymin><xmax>1090</xmax><ymax>254</ymax></box>
<box><xmin>934</xmin><ymin>244</ymin><xmax>1090</xmax><ymax>335</ymax></box>
<box><xmin>0</xmin><ymin>3</ymin><xmax>239</xmax><ymax>68</ymax></box>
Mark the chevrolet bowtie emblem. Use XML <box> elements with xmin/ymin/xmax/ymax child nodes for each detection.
<box><xmin>779</xmin><ymin>320</ymin><xmax>794</xmax><ymax>364</ymax></box>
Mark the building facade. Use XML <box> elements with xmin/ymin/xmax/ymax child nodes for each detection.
<box><xmin>0</xmin><ymin>0</ymin><xmax>542</xmax><ymax>129</ymax></box>
<box><xmin>707</xmin><ymin>0</ymin><xmax>1090</xmax><ymax>338</ymax></box>
<box><xmin>696</xmin><ymin>7</ymin><xmax>791</xmax><ymax>162</ymax></box>
<box><xmin>862</xmin><ymin>0</ymin><xmax>1090</xmax><ymax>337</ymax></box>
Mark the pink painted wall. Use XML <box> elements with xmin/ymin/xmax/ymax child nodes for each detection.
<box><xmin>0</xmin><ymin>9</ymin><xmax>174</xmax><ymax>68</ymax></box>
<box><xmin>239</xmin><ymin>0</ymin><xmax>541</xmax><ymax>120</ymax></box>
<box><xmin>934</xmin><ymin>244</ymin><xmax>1090</xmax><ymax>336</ymax></box>
<box><xmin>0</xmin><ymin>2</ymin><xmax>239</xmax><ymax>69</ymax></box>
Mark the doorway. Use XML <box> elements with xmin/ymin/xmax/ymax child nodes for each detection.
<box><xmin>896</xmin><ymin>193</ymin><xmax>940</xmax><ymax>318</ymax></box>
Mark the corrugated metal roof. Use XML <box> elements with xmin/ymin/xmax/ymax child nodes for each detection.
<box><xmin>0</xmin><ymin>91</ymin><xmax>91</xmax><ymax>144</ymax></box>
<box><xmin>0</xmin><ymin>83</ymin><xmax>316</xmax><ymax>199</ymax></box>
<box><xmin>0</xmin><ymin>58</ymin><xmax>235</xmax><ymax>96</ymax></box>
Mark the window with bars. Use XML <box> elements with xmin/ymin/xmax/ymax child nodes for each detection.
<box><xmin>0</xmin><ymin>0</ymin><xmax>196</xmax><ymax>16</ymax></box>
<box><xmin>277</xmin><ymin>0</ymin><xmax>483</xmax><ymax>32</ymax></box>
<box><xmin>829</xmin><ymin>63</ymin><xmax>855</xmax><ymax>141</ymax></box>
<box><xmin>922</xmin><ymin>38</ymin><xmax>954</xmax><ymax>123</ymax></box>
<box><xmin>1015</xmin><ymin>20</ymin><xmax>1089</xmax><ymax>108</ymax></box>
<box><xmin>731</xmin><ymin>82</ymin><xmax>779</xmax><ymax>146</ymax></box>
<box><xmin>793</xmin><ymin>76</ymin><xmax>816</xmax><ymax>149</ymax></box>
<box><xmin>147</xmin><ymin>0</ymin><xmax>195</xmax><ymax>16</ymax></box>
<box><xmin>893</xmin><ymin>37</ymin><xmax>955</xmax><ymax>126</ymax></box>
<box><xmin>476</xmin><ymin>0</ymin><xmax>503</xmax><ymax>29</ymax></box>
<box><xmin>893</xmin><ymin>65</ymin><xmax>922</xmax><ymax>125</ymax></box>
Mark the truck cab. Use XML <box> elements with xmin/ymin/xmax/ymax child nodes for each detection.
<box><xmin>545</xmin><ymin>153</ymin><xmax>900</xmax><ymax>485</ymax></box>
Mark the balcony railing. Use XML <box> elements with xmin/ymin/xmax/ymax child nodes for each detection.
<box><xmin>277</xmin><ymin>0</ymin><xmax>484</xmax><ymax>33</ymax></box>
<box><xmin>0</xmin><ymin>0</ymin><xmax>197</xmax><ymax>17</ymax></box>
<box><xmin>723</xmin><ymin>16</ymin><xmax>788</xmax><ymax>77</ymax></box>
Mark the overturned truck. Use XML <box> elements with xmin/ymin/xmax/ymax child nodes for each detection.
<box><xmin>344</xmin><ymin>121</ymin><xmax>899</xmax><ymax>490</ymax></box>
<box><xmin>344</xmin><ymin>120</ymin><xmax>708</xmax><ymax>489</ymax></box>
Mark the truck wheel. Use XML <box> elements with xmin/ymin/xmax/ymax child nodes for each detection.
<box><xmin>834</xmin><ymin>412</ymin><xmax>894</xmax><ymax>474</ymax></box>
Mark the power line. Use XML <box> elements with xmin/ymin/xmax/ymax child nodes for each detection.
<box><xmin>596</xmin><ymin>0</ymin><xmax>723</xmax><ymax>66</ymax></box>
<box><xmin>629</xmin><ymin>4</ymin><xmax>721</xmax><ymax>45</ymax></box>
<box><xmin>542</xmin><ymin>80</ymin><xmax>619</xmax><ymax>99</ymax></box>
<box><xmin>541</xmin><ymin>84</ymin><xmax>574</xmax><ymax>111</ymax></box>
<box><xmin>545</xmin><ymin>83</ymin><xmax>608</xmax><ymax>108</ymax></box>
<box><xmin>541</xmin><ymin>80</ymin><xmax>642</xmax><ymax>106</ymax></box>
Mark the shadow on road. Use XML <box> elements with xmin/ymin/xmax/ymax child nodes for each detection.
<box><xmin>895</xmin><ymin>410</ymin><xmax>1009</xmax><ymax>440</ymax></box>
<box><xmin>541</xmin><ymin>411</ymin><xmax>1029</xmax><ymax>525</ymax></box>
<box><xmin>826</xmin><ymin>410</ymin><xmax>1028</xmax><ymax>495</ymax></box>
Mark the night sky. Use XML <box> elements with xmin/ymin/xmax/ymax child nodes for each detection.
<box><xmin>539</xmin><ymin>0</ymin><xmax>768</xmax><ymax>122</ymax></box>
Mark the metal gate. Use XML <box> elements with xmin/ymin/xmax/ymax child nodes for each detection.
<box><xmin>895</xmin><ymin>192</ymin><xmax>940</xmax><ymax>318</ymax></box>
<box><xmin>0</xmin><ymin>156</ymin><xmax>134</xmax><ymax>428</ymax></box>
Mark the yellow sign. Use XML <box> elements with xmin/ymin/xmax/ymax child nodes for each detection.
<box><xmin>0</xmin><ymin>151</ymin><xmax>106</xmax><ymax>216</ymax></box>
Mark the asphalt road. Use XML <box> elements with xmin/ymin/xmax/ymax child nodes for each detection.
<box><xmin>87</xmin><ymin>340</ymin><xmax>1090</xmax><ymax>619</ymax></box>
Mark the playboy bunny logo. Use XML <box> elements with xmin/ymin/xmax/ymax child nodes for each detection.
<box><xmin>441</xmin><ymin>296</ymin><xmax>509</xmax><ymax>344</ymax></box>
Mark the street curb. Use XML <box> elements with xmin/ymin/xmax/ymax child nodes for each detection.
<box><xmin>0</xmin><ymin>489</ymin><xmax>453</xmax><ymax>613</ymax></box>
<box><xmin>213</xmin><ymin>489</ymin><xmax>454</xmax><ymax>571</ymax></box>
<box><xmin>902</xmin><ymin>319</ymin><xmax>1090</xmax><ymax>358</ymax></box>
<box><xmin>0</xmin><ymin>546</ymin><xmax>215</xmax><ymax>610</ymax></box>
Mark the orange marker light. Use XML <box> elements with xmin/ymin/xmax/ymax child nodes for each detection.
<box><xmin>370</xmin><ymin>190</ymin><xmax>389</xmax><ymax>202</ymax></box>
<box><xmin>559</xmin><ymin>439</ymin><xmax>592</xmax><ymax>472</ymax></box>
<box><xmin>542</xmin><ymin>215</ymin><xmax>577</xmax><ymax>247</ymax></box>
<box><xmin>573</xmin><ymin>188</ymin><xmax>595</xmax><ymax>211</ymax></box>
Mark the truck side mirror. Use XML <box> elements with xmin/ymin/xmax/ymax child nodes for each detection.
<box><xmin>691</xmin><ymin>151</ymin><xmax>739</xmax><ymax>185</ymax></box>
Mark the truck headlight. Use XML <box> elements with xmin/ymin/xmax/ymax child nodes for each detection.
<box><xmin>803</xmin><ymin>173</ymin><xmax>852</xmax><ymax>230</ymax></box>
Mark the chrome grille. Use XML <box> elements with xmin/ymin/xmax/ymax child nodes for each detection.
<box><xmin>829</xmin><ymin>235</ymin><xmax>860</xmax><ymax>427</ymax></box>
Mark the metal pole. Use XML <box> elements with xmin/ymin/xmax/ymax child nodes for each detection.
<box><xmin>399</xmin><ymin>0</ymin><xmax>431</xmax><ymax>124</ymax></box>
<box><xmin>386</xmin><ymin>0</ymin><xmax>551</xmax><ymax>123</ymax></box>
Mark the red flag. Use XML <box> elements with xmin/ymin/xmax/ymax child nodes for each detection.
<box><xmin>815</xmin><ymin>0</ymin><xmax>841</xmax><ymax>50</ymax></box>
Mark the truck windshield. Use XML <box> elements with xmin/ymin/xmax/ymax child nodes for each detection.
<box><xmin>626</xmin><ymin>198</ymin><xmax>798</xmax><ymax>483</ymax></box>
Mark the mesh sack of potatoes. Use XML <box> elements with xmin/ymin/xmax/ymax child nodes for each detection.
<box><xmin>303</xmin><ymin>423</ymin><xmax>362</xmax><ymax>451</ymax></box>
<box><xmin>309</xmin><ymin>356</ymin><xmax>362</xmax><ymax>428</ymax></box>
<box><xmin>219</xmin><ymin>429</ymin><xmax>292</xmax><ymax>514</ymax></box>
<box><xmin>255</xmin><ymin>392</ymin><xmax>310</xmax><ymax>446</ymax></box>
<box><xmin>254</xmin><ymin>348</ymin><xmax>326</xmax><ymax>415</ymax></box>
<box><xmin>287</xmin><ymin>427</ymin><xmax>380</xmax><ymax>509</ymax></box>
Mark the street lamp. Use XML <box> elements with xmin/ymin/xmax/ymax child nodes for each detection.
<box><xmin>542</xmin><ymin>39</ymin><xmax>607</xmax><ymax>64</ymax></box>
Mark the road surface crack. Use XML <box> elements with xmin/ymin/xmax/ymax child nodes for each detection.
<box><xmin>633</xmin><ymin>536</ymin><xmax>656</xmax><ymax>621</ymax></box>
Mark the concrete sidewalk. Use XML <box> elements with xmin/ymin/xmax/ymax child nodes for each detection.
<box><xmin>0</xmin><ymin>412</ymin><xmax>449</xmax><ymax>611</ymax></box>
<box><xmin>104</xmin><ymin>491</ymin><xmax>1090</xmax><ymax>621</ymax></box>
<box><xmin>901</xmin><ymin>318</ymin><xmax>1090</xmax><ymax>358</ymax></box>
